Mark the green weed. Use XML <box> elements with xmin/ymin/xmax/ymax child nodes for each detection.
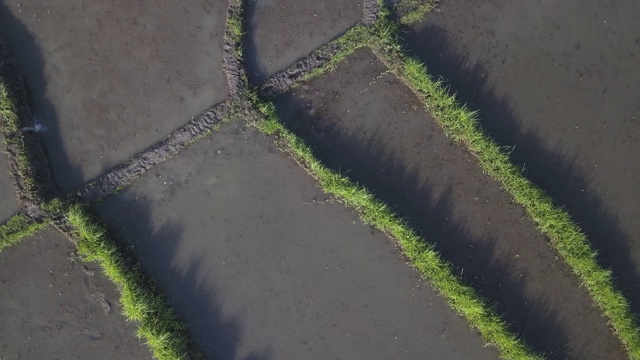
<box><xmin>0</xmin><ymin>82</ymin><xmax>44</xmax><ymax>204</ymax></box>
<box><xmin>67</xmin><ymin>204</ymin><xmax>200</xmax><ymax>360</ymax></box>
<box><xmin>226</xmin><ymin>0</ymin><xmax>245</xmax><ymax>61</ymax></box>
<box><xmin>0</xmin><ymin>214</ymin><xmax>47</xmax><ymax>252</ymax></box>
<box><xmin>396</xmin><ymin>0</ymin><xmax>439</xmax><ymax>25</ymax></box>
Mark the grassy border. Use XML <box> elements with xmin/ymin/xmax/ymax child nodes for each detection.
<box><xmin>225</xmin><ymin>0</ymin><xmax>249</xmax><ymax>91</ymax></box>
<box><xmin>396</xmin><ymin>0</ymin><xmax>439</xmax><ymax>25</ymax></box>
<box><xmin>67</xmin><ymin>204</ymin><xmax>202</xmax><ymax>360</ymax></box>
<box><xmin>0</xmin><ymin>83</ymin><xmax>39</xmax><ymax>202</ymax></box>
<box><xmin>246</xmin><ymin>92</ymin><xmax>541</xmax><ymax>359</ymax></box>
<box><xmin>367</xmin><ymin>9</ymin><xmax>640</xmax><ymax>359</ymax></box>
<box><xmin>0</xmin><ymin>214</ymin><xmax>47</xmax><ymax>252</ymax></box>
<box><xmin>226</xmin><ymin>0</ymin><xmax>244</xmax><ymax>61</ymax></box>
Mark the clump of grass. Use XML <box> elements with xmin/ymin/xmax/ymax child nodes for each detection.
<box><xmin>0</xmin><ymin>83</ymin><xmax>18</xmax><ymax>129</ymax></box>
<box><xmin>0</xmin><ymin>214</ymin><xmax>47</xmax><ymax>252</ymax></box>
<box><xmin>395</xmin><ymin>0</ymin><xmax>439</xmax><ymax>25</ymax></box>
<box><xmin>0</xmin><ymin>81</ymin><xmax>53</xmax><ymax>207</ymax></box>
<box><xmin>368</xmin><ymin>14</ymin><xmax>640</xmax><ymax>358</ymax></box>
<box><xmin>67</xmin><ymin>204</ymin><xmax>201</xmax><ymax>360</ymax></box>
<box><xmin>247</xmin><ymin>93</ymin><xmax>541</xmax><ymax>360</ymax></box>
<box><xmin>41</xmin><ymin>198</ymin><xmax>65</xmax><ymax>215</ymax></box>
<box><xmin>226</xmin><ymin>0</ymin><xmax>245</xmax><ymax>60</ymax></box>
<box><xmin>224</xmin><ymin>0</ymin><xmax>253</xmax><ymax>95</ymax></box>
<box><xmin>0</xmin><ymin>83</ymin><xmax>33</xmax><ymax>193</ymax></box>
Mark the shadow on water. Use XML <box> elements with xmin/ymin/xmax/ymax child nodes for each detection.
<box><xmin>97</xmin><ymin>197</ymin><xmax>272</xmax><ymax>360</ymax></box>
<box><xmin>274</xmin><ymin>94</ymin><xmax>573</xmax><ymax>358</ymax></box>
<box><xmin>0</xmin><ymin>2</ymin><xmax>85</xmax><ymax>194</ymax></box>
<box><xmin>401</xmin><ymin>24</ymin><xmax>640</xmax><ymax>316</ymax></box>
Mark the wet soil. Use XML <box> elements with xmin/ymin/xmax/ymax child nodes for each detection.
<box><xmin>0</xmin><ymin>227</ymin><xmax>150</xmax><ymax>359</ymax></box>
<box><xmin>98</xmin><ymin>122</ymin><xmax>498</xmax><ymax>360</ymax></box>
<box><xmin>0</xmin><ymin>0</ymin><xmax>229</xmax><ymax>193</ymax></box>
<box><xmin>273</xmin><ymin>48</ymin><xmax>626</xmax><ymax>359</ymax></box>
<box><xmin>401</xmin><ymin>0</ymin><xmax>640</xmax><ymax>317</ymax></box>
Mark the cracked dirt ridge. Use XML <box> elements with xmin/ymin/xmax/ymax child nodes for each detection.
<box><xmin>2</xmin><ymin>0</ymin><xmax>381</xmax><ymax>217</ymax></box>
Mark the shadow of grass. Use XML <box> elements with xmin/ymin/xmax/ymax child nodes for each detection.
<box><xmin>401</xmin><ymin>24</ymin><xmax>640</xmax><ymax>318</ymax></box>
<box><xmin>0</xmin><ymin>2</ymin><xmax>84</xmax><ymax>195</ymax></box>
<box><xmin>274</xmin><ymin>92</ymin><xmax>574</xmax><ymax>358</ymax></box>
<box><xmin>95</xmin><ymin>197</ymin><xmax>272</xmax><ymax>360</ymax></box>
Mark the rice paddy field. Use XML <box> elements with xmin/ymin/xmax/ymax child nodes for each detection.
<box><xmin>0</xmin><ymin>0</ymin><xmax>638</xmax><ymax>359</ymax></box>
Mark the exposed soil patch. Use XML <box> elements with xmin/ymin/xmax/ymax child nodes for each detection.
<box><xmin>0</xmin><ymin>227</ymin><xmax>150</xmax><ymax>359</ymax></box>
<box><xmin>273</xmin><ymin>48</ymin><xmax>626</xmax><ymax>359</ymax></box>
<box><xmin>97</xmin><ymin>121</ymin><xmax>497</xmax><ymax>360</ymax></box>
<box><xmin>0</xmin><ymin>0</ymin><xmax>229</xmax><ymax>192</ymax></box>
<box><xmin>402</xmin><ymin>0</ymin><xmax>640</xmax><ymax>316</ymax></box>
<box><xmin>245</xmin><ymin>0</ymin><xmax>362</xmax><ymax>84</ymax></box>
<box><xmin>362</xmin><ymin>0</ymin><xmax>380</xmax><ymax>25</ymax></box>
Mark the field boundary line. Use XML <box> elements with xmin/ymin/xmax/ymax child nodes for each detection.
<box><xmin>75</xmin><ymin>99</ymin><xmax>243</xmax><ymax>203</ymax></box>
<box><xmin>258</xmin><ymin>23</ymin><xmax>372</xmax><ymax>99</ymax></box>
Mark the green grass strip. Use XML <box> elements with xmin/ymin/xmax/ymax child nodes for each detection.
<box><xmin>226</xmin><ymin>0</ymin><xmax>250</xmax><ymax>91</ymax></box>
<box><xmin>396</xmin><ymin>0</ymin><xmax>439</xmax><ymax>25</ymax></box>
<box><xmin>67</xmin><ymin>204</ymin><xmax>201</xmax><ymax>360</ymax></box>
<box><xmin>0</xmin><ymin>214</ymin><xmax>47</xmax><ymax>252</ymax></box>
<box><xmin>0</xmin><ymin>83</ymin><xmax>39</xmax><ymax>200</ymax></box>
<box><xmin>246</xmin><ymin>91</ymin><xmax>541</xmax><ymax>360</ymax></box>
<box><xmin>368</xmin><ymin>12</ymin><xmax>640</xmax><ymax>359</ymax></box>
<box><xmin>0</xmin><ymin>83</ymin><xmax>19</xmax><ymax>131</ymax></box>
<box><xmin>226</xmin><ymin>0</ymin><xmax>244</xmax><ymax>60</ymax></box>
